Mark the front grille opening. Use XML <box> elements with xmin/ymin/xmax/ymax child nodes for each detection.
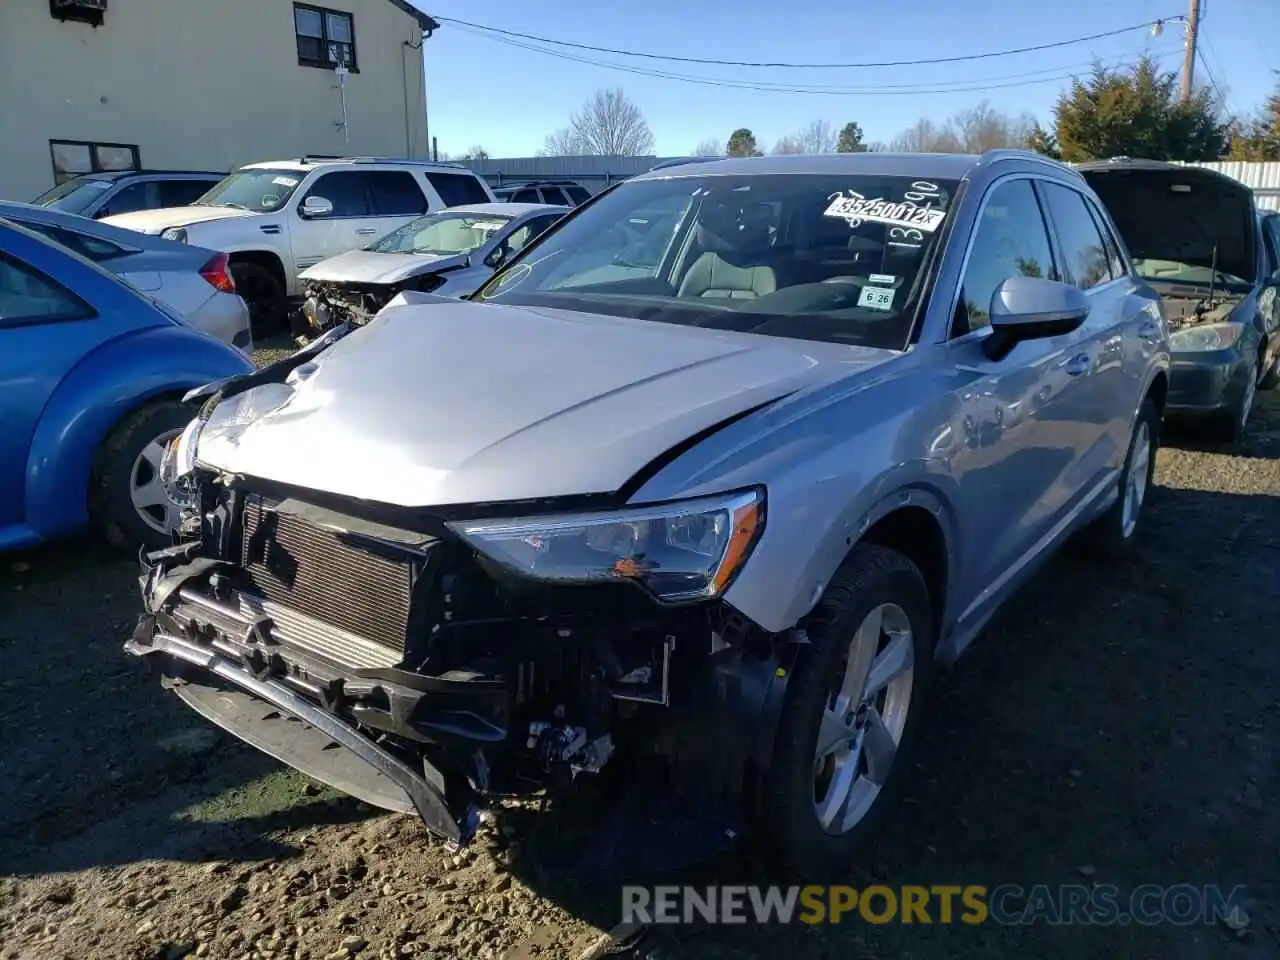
<box><xmin>240</xmin><ymin>496</ymin><xmax>422</xmax><ymax>652</ymax></box>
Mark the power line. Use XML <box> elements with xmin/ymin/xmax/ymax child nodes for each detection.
<box><xmin>449</xmin><ymin>24</ymin><xmax>1177</xmax><ymax>97</ymax></box>
<box><xmin>431</xmin><ymin>13</ymin><xmax>1181</xmax><ymax>70</ymax></box>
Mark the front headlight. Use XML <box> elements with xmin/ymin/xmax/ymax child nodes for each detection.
<box><xmin>1169</xmin><ymin>322</ymin><xmax>1244</xmax><ymax>352</ymax></box>
<box><xmin>448</xmin><ymin>488</ymin><xmax>765</xmax><ymax>602</ymax></box>
<box><xmin>159</xmin><ymin>417</ymin><xmax>203</xmax><ymax>507</ymax></box>
<box><xmin>200</xmin><ymin>381</ymin><xmax>295</xmax><ymax>444</ymax></box>
<box><xmin>160</xmin><ymin>227</ymin><xmax>189</xmax><ymax>243</ymax></box>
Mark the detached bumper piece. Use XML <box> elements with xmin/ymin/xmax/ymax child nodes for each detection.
<box><xmin>127</xmin><ymin>545</ymin><xmax>483</xmax><ymax>846</ymax></box>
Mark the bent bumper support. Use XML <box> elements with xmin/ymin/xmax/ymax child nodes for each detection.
<box><xmin>126</xmin><ymin>622</ymin><xmax>476</xmax><ymax>845</ymax></box>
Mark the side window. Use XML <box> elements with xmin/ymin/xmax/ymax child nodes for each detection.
<box><xmin>564</xmin><ymin>185</ymin><xmax>591</xmax><ymax>205</ymax></box>
<box><xmin>0</xmin><ymin>253</ymin><xmax>95</xmax><ymax>327</ymax></box>
<box><xmin>513</xmin><ymin>188</ymin><xmax>540</xmax><ymax>204</ymax></box>
<box><xmin>540</xmin><ymin>188</ymin><xmax>570</xmax><ymax>206</ymax></box>
<box><xmin>500</xmin><ymin>215</ymin><xmax>561</xmax><ymax>258</ymax></box>
<box><xmin>24</xmin><ymin>224</ymin><xmax>127</xmax><ymax>261</ymax></box>
<box><xmin>423</xmin><ymin>172</ymin><xmax>491</xmax><ymax>207</ymax></box>
<box><xmin>100</xmin><ymin>181</ymin><xmax>160</xmax><ymax>217</ymax></box>
<box><xmin>1038</xmin><ymin>182</ymin><xmax>1113</xmax><ymax>290</ymax></box>
<box><xmin>957</xmin><ymin>179</ymin><xmax>1055</xmax><ymax>335</ymax></box>
<box><xmin>527</xmin><ymin>214</ymin><xmax>562</xmax><ymax>241</ymax></box>
<box><xmin>303</xmin><ymin>171</ymin><xmax>370</xmax><ymax>217</ymax></box>
<box><xmin>365</xmin><ymin>171</ymin><xmax>428</xmax><ymax>216</ymax></box>
<box><xmin>161</xmin><ymin>179</ymin><xmax>217</xmax><ymax>207</ymax></box>
<box><xmin>1085</xmin><ymin>200</ymin><xmax>1128</xmax><ymax>279</ymax></box>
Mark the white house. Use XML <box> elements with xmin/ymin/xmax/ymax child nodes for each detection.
<box><xmin>0</xmin><ymin>0</ymin><xmax>437</xmax><ymax>201</ymax></box>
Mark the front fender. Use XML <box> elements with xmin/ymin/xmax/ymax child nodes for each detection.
<box><xmin>25</xmin><ymin>326</ymin><xmax>254</xmax><ymax>540</ymax></box>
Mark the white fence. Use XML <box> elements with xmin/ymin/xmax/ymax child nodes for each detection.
<box><xmin>1186</xmin><ymin>161</ymin><xmax>1280</xmax><ymax>212</ymax></box>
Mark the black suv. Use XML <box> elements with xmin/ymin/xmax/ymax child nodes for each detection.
<box><xmin>493</xmin><ymin>179</ymin><xmax>591</xmax><ymax>206</ymax></box>
<box><xmin>31</xmin><ymin>170</ymin><xmax>226</xmax><ymax>219</ymax></box>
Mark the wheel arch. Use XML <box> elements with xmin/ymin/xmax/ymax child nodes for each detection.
<box><xmin>23</xmin><ymin>327</ymin><xmax>253</xmax><ymax>542</ymax></box>
<box><xmin>227</xmin><ymin>249</ymin><xmax>288</xmax><ymax>292</ymax></box>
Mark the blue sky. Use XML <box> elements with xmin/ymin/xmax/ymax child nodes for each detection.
<box><xmin>411</xmin><ymin>0</ymin><xmax>1277</xmax><ymax>159</ymax></box>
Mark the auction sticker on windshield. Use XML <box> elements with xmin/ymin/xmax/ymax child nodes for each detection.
<box><xmin>858</xmin><ymin>285</ymin><xmax>896</xmax><ymax>311</ymax></box>
<box><xmin>824</xmin><ymin>190</ymin><xmax>945</xmax><ymax>232</ymax></box>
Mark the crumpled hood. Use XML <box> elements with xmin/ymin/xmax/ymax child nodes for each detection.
<box><xmin>196</xmin><ymin>299</ymin><xmax>896</xmax><ymax>507</ymax></box>
<box><xmin>1079</xmin><ymin>162</ymin><xmax>1257</xmax><ymax>282</ymax></box>
<box><xmin>299</xmin><ymin>249</ymin><xmax>469</xmax><ymax>285</ymax></box>
<box><xmin>102</xmin><ymin>205</ymin><xmax>257</xmax><ymax>234</ymax></box>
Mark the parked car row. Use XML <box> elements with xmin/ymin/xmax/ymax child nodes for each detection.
<box><xmin>114</xmin><ymin>149</ymin><xmax>1280</xmax><ymax>882</ymax></box>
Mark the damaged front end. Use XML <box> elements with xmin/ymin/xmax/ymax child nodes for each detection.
<box><xmin>126</xmin><ymin>363</ymin><xmax>796</xmax><ymax>849</ymax></box>
<box><xmin>301</xmin><ymin>276</ymin><xmax>448</xmax><ymax>332</ymax></box>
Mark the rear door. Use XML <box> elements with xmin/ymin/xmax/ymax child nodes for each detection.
<box><xmin>364</xmin><ymin>169</ymin><xmax>429</xmax><ymax>243</ymax></box>
<box><xmin>0</xmin><ymin>237</ymin><xmax>106</xmax><ymax>530</ymax></box>
<box><xmin>1034</xmin><ymin>179</ymin><xmax>1135</xmax><ymax>502</ymax></box>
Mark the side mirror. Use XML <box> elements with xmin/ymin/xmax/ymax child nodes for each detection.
<box><xmin>484</xmin><ymin>246</ymin><xmax>507</xmax><ymax>269</ymax></box>
<box><xmin>299</xmin><ymin>195</ymin><xmax>334</xmax><ymax>219</ymax></box>
<box><xmin>982</xmin><ymin>275</ymin><xmax>1089</xmax><ymax>361</ymax></box>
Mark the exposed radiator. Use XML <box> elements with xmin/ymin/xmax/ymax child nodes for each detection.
<box><xmin>239</xmin><ymin>495</ymin><xmax>421</xmax><ymax>654</ymax></box>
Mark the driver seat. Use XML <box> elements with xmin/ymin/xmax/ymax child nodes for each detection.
<box><xmin>678</xmin><ymin>252</ymin><xmax>777</xmax><ymax>300</ymax></box>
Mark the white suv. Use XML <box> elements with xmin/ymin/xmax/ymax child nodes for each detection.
<box><xmin>103</xmin><ymin>157</ymin><xmax>496</xmax><ymax>335</ymax></box>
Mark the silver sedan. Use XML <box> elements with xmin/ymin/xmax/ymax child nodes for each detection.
<box><xmin>0</xmin><ymin>201</ymin><xmax>251</xmax><ymax>354</ymax></box>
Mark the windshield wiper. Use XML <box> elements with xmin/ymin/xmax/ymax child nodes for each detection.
<box><xmin>215</xmin><ymin>202</ymin><xmax>249</xmax><ymax>211</ymax></box>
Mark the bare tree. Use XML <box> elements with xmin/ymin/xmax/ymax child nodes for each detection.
<box><xmin>547</xmin><ymin>87</ymin><xmax>655</xmax><ymax>156</ymax></box>
<box><xmin>889</xmin><ymin>117</ymin><xmax>964</xmax><ymax>153</ymax></box>
<box><xmin>949</xmin><ymin>101</ymin><xmax>1037</xmax><ymax>152</ymax></box>
<box><xmin>693</xmin><ymin>137</ymin><xmax>724</xmax><ymax>156</ymax></box>
<box><xmin>771</xmin><ymin>135</ymin><xmax>805</xmax><ymax>155</ymax></box>
<box><xmin>463</xmin><ymin>145</ymin><xmax>490</xmax><ymax>161</ymax></box>
<box><xmin>797</xmin><ymin>119</ymin><xmax>836</xmax><ymax>154</ymax></box>
<box><xmin>889</xmin><ymin>102</ymin><xmax>1038</xmax><ymax>154</ymax></box>
<box><xmin>541</xmin><ymin>127</ymin><xmax>585</xmax><ymax>156</ymax></box>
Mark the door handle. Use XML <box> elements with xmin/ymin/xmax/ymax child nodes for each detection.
<box><xmin>1064</xmin><ymin>353</ymin><xmax>1093</xmax><ymax>376</ymax></box>
<box><xmin>355</xmin><ymin>228</ymin><xmax>378</xmax><ymax>235</ymax></box>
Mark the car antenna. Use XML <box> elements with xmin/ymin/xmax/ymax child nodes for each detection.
<box><xmin>1206</xmin><ymin>243</ymin><xmax>1219</xmax><ymax>309</ymax></box>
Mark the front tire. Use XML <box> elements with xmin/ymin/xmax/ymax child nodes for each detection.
<box><xmin>91</xmin><ymin>399</ymin><xmax>194</xmax><ymax>551</ymax></box>
<box><xmin>230</xmin><ymin>261</ymin><xmax>286</xmax><ymax>339</ymax></box>
<box><xmin>1204</xmin><ymin>365</ymin><xmax>1257</xmax><ymax>445</ymax></box>
<box><xmin>1258</xmin><ymin>349</ymin><xmax>1279</xmax><ymax>390</ymax></box>
<box><xmin>758</xmin><ymin>543</ymin><xmax>933</xmax><ymax>880</ymax></box>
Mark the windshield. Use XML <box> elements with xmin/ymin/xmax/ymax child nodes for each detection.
<box><xmin>194</xmin><ymin>168</ymin><xmax>304</xmax><ymax>212</ymax></box>
<box><xmin>473</xmin><ymin>172</ymin><xmax>959</xmax><ymax>350</ymax></box>
<box><xmin>31</xmin><ymin>177</ymin><xmax>114</xmax><ymax>214</ymax></box>
<box><xmin>371</xmin><ymin>211</ymin><xmax>512</xmax><ymax>255</ymax></box>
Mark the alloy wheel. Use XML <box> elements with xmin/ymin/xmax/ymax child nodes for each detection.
<box><xmin>129</xmin><ymin>428</ymin><xmax>183</xmax><ymax>536</ymax></box>
<box><xmin>1121</xmin><ymin>420</ymin><xmax>1151</xmax><ymax>539</ymax></box>
<box><xmin>812</xmin><ymin>602</ymin><xmax>915</xmax><ymax>836</ymax></box>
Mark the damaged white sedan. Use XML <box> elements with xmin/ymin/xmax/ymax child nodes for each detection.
<box><xmin>128</xmin><ymin>151</ymin><xmax>1169</xmax><ymax>877</ymax></box>
<box><xmin>297</xmin><ymin>203</ymin><xmax>566</xmax><ymax>332</ymax></box>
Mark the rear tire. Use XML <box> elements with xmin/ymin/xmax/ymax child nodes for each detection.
<box><xmin>757</xmin><ymin>543</ymin><xmax>933</xmax><ymax>880</ymax></box>
<box><xmin>91</xmin><ymin>398</ymin><xmax>195</xmax><ymax>552</ymax></box>
<box><xmin>1076</xmin><ymin>396</ymin><xmax>1160</xmax><ymax>561</ymax></box>
<box><xmin>230</xmin><ymin>261</ymin><xmax>286</xmax><ymax>339</ymax></box>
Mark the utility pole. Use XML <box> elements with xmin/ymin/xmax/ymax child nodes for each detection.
<box><xmin>1179</xmin><ymin>0</ymin><xmax>1201</xmax><ymax>103</ymax></box>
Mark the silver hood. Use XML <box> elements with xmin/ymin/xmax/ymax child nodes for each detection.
<box><xmin>196</xmin><ymin>299</ymin><xmax>898</xmax><ymax>507</ymax></box>
<box><xmin>299</xmin><ymin>249</ymin><xmax>470</xmax><ymax>285</ymax></box>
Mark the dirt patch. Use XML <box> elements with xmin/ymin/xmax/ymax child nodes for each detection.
<box><xmin>0</xmin><ymin>344</ymin><xmax>1277</xmax><ymax>959</ymax></box>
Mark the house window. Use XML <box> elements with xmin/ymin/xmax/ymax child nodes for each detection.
<box><xmin>49</xmin><ymin>140</ymin><xmax>140</xmax><ymax>185</ymax></box>
<box><xmin>294</xmin><ymin>3</ymin><xmax>357</xmax><ymax>71</ymax></box>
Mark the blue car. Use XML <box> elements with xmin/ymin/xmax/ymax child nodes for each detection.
<box><xmin>0</xmin><ymin>218</ymin><xmax>254</xmax><ymax>553</ymax></box>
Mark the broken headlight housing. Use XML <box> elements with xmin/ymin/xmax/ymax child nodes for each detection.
<box><xmin>158</xmin><ymin>416</ymin><xmax>203</xmax><ymax>508</ymax></box>
<box><xmin>448</xmin><ymin>488</ymin><xmax>765</xmax><ymax>602</ymax></box>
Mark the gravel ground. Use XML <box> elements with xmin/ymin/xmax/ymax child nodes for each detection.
<box><xmin>0</xmin><ymin>339</ymin><xmax>1277</xmax><ymax>960</ymax></box>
